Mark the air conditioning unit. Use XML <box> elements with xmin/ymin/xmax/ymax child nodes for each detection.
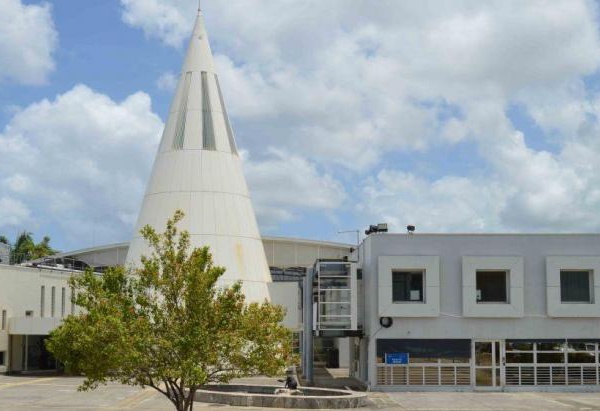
<box><xmin>410</xmin><ymin>290</ymin><xmax>421</xmax><ymax>301</ymax></box>
<box><xmin>476</xmin><ymin>289</ymin><xmax>482</xmax><ymax>301</ymax></box>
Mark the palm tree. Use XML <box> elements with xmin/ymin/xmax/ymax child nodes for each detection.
<box><xmin>13</xmin><ymin>231</ymin><xmax>35</xmax><ymax>264</ymax></box>
<box><xmin>31</xmin><ymin>236</ymin><xmax>55</xmax><ymax>260</ymax></box>
<box><xmin>10</xmin><ymin>232</ymin><xmax>56</xmax><ymax>264</ymax></box>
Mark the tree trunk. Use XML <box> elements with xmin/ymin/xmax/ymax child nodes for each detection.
<box><xmin>183</xmin><ymin>388</ymin><xmax>196</xmax><ymax>411</ymax></box>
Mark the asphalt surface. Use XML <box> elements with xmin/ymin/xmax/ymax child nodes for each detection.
<box><xmin>1</xmin><ymin>375</ymin><xmax>600</xmax><ymax>410</ymax></box>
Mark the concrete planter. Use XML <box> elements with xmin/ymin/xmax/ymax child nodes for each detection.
<box><xmin>195</xmin><ymin>384</ymin><xmax>367</xmax><ymax>409</ymax></box>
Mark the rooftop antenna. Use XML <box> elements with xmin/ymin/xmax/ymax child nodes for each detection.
<box><xmin>198</xmin><ymin>0</ymin><xmax>202</xmax><ymax>13</ymax></box>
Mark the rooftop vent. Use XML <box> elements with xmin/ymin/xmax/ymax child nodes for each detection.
<box><xmin>365</xmin><ymin>223</ymin><xmax>388</xmax><ymax>235</ymax></box>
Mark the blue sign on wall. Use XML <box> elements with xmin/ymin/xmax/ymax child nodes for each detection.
<box><xmin>385</xmin><ymin>352</ymin><xmax>409</xmax><ymax>365</ymax></box>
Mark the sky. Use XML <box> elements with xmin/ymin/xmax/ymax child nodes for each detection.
<box><xmin>1</xmin><ymin>0</ymin><xmax>600</xmax><ymax>252</ymax></box>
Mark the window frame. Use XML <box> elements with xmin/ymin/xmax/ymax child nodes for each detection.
<box><xmin>392</xmin><ymin>270</ymin><xmax>425</xmax><ymax>303</ymax></box>
<box><xmin>559</xmin><ymin>269</ymin><xmax>594</xmax><ymax>304</ymax></box>
<box><xmin>476</xmin><ymin>269</ymin><xmax>510</xmax><ymax>304</ymax></box>
<box><xmin>378</xmin><ymin>256</ymin><xmax>440</xmax><ymax>318</ymax></box>
<box><xmin>462</xmin><ymin>256</ymin><xmax>524</xmax><ymax>318</ymax></box>
<box><xmin>546</xmin><ymin>256</ymin><xmax>600</xmax><ymax>318</ymax></box>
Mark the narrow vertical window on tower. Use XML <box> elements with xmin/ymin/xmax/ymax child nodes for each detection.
<box><xmin>172</xmin><ymin>72</ymin><xmax>192</xmax><ymax>150</ymax></box>
<box><xmin>214</xmin><ymin>74</ymin><xmax>238</xmax><ymax>154</ymax></box>
<box><xmin>40</xmin><ymin>286</ymin><xmax>45</xmax><ymax>317</ymax></box>
<box><xmin>201</xmin><ymin>71</ymin><xmax>216</xmax><ymax>150</ymax></box>
<box><xmin>51</xmin><ymin>286</ymin><xmax>56</xmax><ymax>317</ymax></box>
<box><xmin>61</xmin><ymin>287</ymin><xmax>66</xmax><ymax>317</ymax></box>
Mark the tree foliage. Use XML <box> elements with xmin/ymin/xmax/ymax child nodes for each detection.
<box><xmin>6</xmin><ymin>231</ymin><xmax>56</xmax><ymax>264</ymax></box>
<box><xmin>46</xmin><ymin>211</ymin><xmax>293</xmax><ymax>411</ymax></box>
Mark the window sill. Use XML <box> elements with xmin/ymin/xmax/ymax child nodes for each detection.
<box><xmin>476</xmin><ymin>301</ymin><xmax>510</xmax><ymax>304</ymax></box>
<box><xmin>559</xmin><ymin>301</ymin><xmax>594</xmax><ymax>304</ymax></box>
<box><xmin>392</xmin><ymin>301</ymin><xmax>425</xmax><ymax>304</ymax></box>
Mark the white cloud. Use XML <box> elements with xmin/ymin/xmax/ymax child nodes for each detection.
<box><xmin>156</xmin><ymin>71</ymin><xmax>178</xmax><ymax>92</ymax></box>
<box><xmin>0</xmin><ymin>0</ymin><xmax>58</xmax><ymax>85</ymax></box>
<box><xmin>359</xmin><ymin>102</ymin><xmax>600</xmax><ymax>232</ymax></box>
<box><xmin>201</xmin><ymin>1</ymin><xmax>600</xmax><ymax>171</ymax></box>
<box><xmin>105</xmin><ymin>1</ymin><xmax>600</xmax><ymax>234</ymax></box>
<box><xmin>359</xmin><ymin>170</ymin><xmax>505</xmax><ymax>233</ymax></box>
<box><xmin>120</xmin><ymin>0</ymin><xmax>195</xmax><ymax>48</ymax></box>
<box><xmin>0</xmin><ymin>197</ymin><xmax>31</xmax><ymax>227</ymax></box>
<box><xmin>0</xmin><ymin>85</ymin><xmax>164</xmax><ymax>248</ymax></box>
<box><xmin>242</xmin><ymin>149</ymin><xmax>346</xmax><ymax>228</ymax></box>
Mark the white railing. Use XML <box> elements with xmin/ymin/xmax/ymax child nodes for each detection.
<box><xmin>505</xmin><ymin>363</ymin><xmax>599</xmax><ymax>386</ymax></box>
<box><xmin>377</xmin><ymin>363</ymin><xmax>471</xmax><ymax>386</ymax></box>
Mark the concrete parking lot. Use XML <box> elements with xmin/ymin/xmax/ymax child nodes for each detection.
<box><xmin>1</xmin><ymin>375</ymin><xmax>600</xmax><ymax>410</ymax></box>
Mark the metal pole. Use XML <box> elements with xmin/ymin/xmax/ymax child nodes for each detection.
<box><xmin>302</xmin><ymin>269</ymin><xmax>314</xmax><ymax>385</ymax></box>
<box><xmin>338</xmin><ymin>229</ymin><xmax>360</xmax><ymax>261</ymax></box>
<box><xmin>24</xmin><ymin>335</ymin><xmax>28</xmax><ymax>372</ymax></box>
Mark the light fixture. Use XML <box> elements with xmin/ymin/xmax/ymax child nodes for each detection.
<box><xmin>379</xmin><ymin>316</ymin><xmax>393</xmax><ymax>328</ymax></box>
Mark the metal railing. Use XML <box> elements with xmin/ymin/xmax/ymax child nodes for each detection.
<box><xmin>505</xmin><ymin>364</ymin><xmax>600</xmax><ymax>386</ymax></box>
<box><xmin>377</xmin><ymin>363</ymin><xmax>471</xmax><ymax>386</ymax></box>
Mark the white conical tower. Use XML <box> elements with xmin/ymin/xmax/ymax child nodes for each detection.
<box><xmin>127</xmin><ymin>6</ymin><xmax>272</xmax><ymax>302</ymax></box>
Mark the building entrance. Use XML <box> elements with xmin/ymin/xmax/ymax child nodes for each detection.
<box><xmin>474</xmin><ymin>340</ymin><xmax>503</xmax><ymax>390</ymax></box>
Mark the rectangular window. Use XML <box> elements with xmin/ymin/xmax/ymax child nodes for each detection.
<box><xmin>476</xmin><ymin>270</ymin><xmax>509</xmax><ymax>303</ymax></box>
<box><xmin>0</xmin><ymin>351</ymin><xmax>4</xmax><ymax>366</ymax></box>
<box><xmin>61</xmin><ymin>288</ymin><xmax>66</xmax><ymax>318</ymax></box>
<box><xmin>392</xmin><ymin>270</ymin><xmax>424</xmax><ymax>302</ymax></box>
<box><xmin>40</xmin><ymin>286</ymin><xmax>45</xmax><ymax>317</ymax></box>
<box><xmin>51</xmin><ymin>286</ymin><xmax>56</xmax><ymax>317</ymax></box>
<box><xmin>377</xmin><ymin>339</ymin><xmax>471</xmax><ymax>364</ymax></box>
<box><xmin>560</xmin><ymin>270</ymin><xmax>593</xmax><ymax>303</ymax></box>
<box><xmin>1</xmin><ymin>310</ymin><xmax>6</xmax><ymax>330</ymax></box>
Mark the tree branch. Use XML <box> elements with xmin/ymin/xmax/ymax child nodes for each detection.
<box><xmin>147</xmin><ymin>375</ymin><xmax>169</xmax><ymax>399</ymax></box>
<box><xmin>164</xmin><ymin>378</ymin><xmax>181</xmax><ymax>410</ymax></box>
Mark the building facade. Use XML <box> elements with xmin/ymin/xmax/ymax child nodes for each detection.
<box><xmin>0</xmin><ymin>236</ymin><xmax>350</xmax><ymax>374</ymax></box>
<box><xmin>355</xmin><ymin>233</ymin><xmax>600</xmax><ymax>391</ymax></box>
<box><xmin>0</xmin><ymin>265</ymin><xmax>77</xmax><ymax>374</ymax></box>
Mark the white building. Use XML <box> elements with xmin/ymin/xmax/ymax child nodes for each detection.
<box><xmin>0</xmin><ymin>265</ymin><xmax>76</xmax><ymax>374</ymax></box>
<box><xmin>306</xmin><ymin>232</ymin><xmax>600</xmax><ymax>391</ymax></box>
<box><xmin>0</xmin><ymin>237</ymin><xmax>350</xmax><ymax>374</ymax></box>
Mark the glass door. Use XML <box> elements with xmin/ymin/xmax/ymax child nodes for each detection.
<box><xmin>474</xmin><ymin>340</ymin><xmax>503</xmax><ymax>390</ymax></box>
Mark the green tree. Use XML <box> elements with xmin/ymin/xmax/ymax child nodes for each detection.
<box><xmin>12</xmin><ymin>231</ymin><xmax>34</xmax><ymax>264</ymax></box>
<box><xmin>46</xmin><ymin>211</ymin><xmax>293</xmax><ymax>411</ymax></box>
<box><xmin>0</xmin><ymin>235</ymin><xmax>8</xmax><ymax>244</ymax></box>
<box><xmin>11</xmin><ymin>232</ymin><xmax>56</xmax><ymax>263</ymax></box>
<box><xmin>31</xmin><ymin>235</ymin><xmax>55</xmax><ymax>259</ymax></box>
